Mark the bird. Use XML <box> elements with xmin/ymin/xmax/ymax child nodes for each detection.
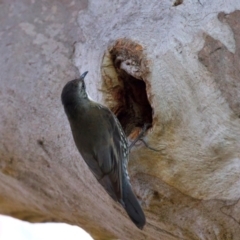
<box><xmin>61</xmin><ymin>71</ymin><xmax>146</xmax><ymax>229</ymax></box>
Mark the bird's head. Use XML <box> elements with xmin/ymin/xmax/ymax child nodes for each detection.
<box><xmin>61</xmin><ymin>71</ymin><xmax>89</xmax><ymax>107</ymax></box>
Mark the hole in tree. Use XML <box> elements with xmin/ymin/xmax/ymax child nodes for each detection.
<box><xmin>173</xmin><ymin>0</ymin><xmax>183</xmax><ymax>6</ymax></box>
<box><xmin>101</xmin><ymin>38</ymin><xmax>153</xmax><ymax>137</ymax></box>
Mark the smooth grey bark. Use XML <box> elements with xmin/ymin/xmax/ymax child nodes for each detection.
<box><xmin>1</xmin><ymin>0</ymin><xmax>240</xmax><ymax>239</ymax></box>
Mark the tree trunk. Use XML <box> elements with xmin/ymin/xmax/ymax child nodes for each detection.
<box><xmin>1</xmin><ymin>0</ymin><xmax>240</xmax><ymax>239</ymax></box>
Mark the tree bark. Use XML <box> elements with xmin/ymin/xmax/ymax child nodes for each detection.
<box><xmin>1</xmin><ymin>0</ymin><xmax>240</xmax><ymax>239</ymax></box>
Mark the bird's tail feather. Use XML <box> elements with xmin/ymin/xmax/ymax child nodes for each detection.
<box><xmin>122</xmin><ymin>182</ymin><xmax>146</xmax><ymax>229</ymax></box>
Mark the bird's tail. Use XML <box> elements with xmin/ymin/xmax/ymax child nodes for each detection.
<box><xmin>121</xmin><ymin>182</ymin><xmax>146</xmax><ymax>229</ymax></box>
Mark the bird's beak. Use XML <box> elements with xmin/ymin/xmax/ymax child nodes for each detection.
<box><xmin>80</xmin><ymin>71</ymin><xmax>88</xmax><ymax>80</ymax></box>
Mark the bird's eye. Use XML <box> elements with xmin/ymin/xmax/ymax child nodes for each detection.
<box><xmin>82</xmin><ymin>81</ymin><xmax>86</xmax><ymax>90</ymax></box>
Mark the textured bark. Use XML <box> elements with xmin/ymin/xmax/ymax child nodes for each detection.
<box><xmin>1</xmin><ymin>0</ymin><xmax>240</xmax><ymax>239</ymax></box>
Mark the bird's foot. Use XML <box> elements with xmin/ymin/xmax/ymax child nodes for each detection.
<box><xmin>129</xmin><ymin>123</ymin><xmax>160</xmax><ymax>152</ymax></box>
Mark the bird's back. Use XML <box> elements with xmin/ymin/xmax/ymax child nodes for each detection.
<box><xmin>69</xmin><ymin>100</ymin><xmax>126</xmax><ymax>201</ymax></box>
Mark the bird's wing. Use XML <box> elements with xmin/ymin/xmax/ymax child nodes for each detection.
<box><xmin>94</xmin><ymin>105</ymin><xmax>128</xmax><ymax>201</ymax></box>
